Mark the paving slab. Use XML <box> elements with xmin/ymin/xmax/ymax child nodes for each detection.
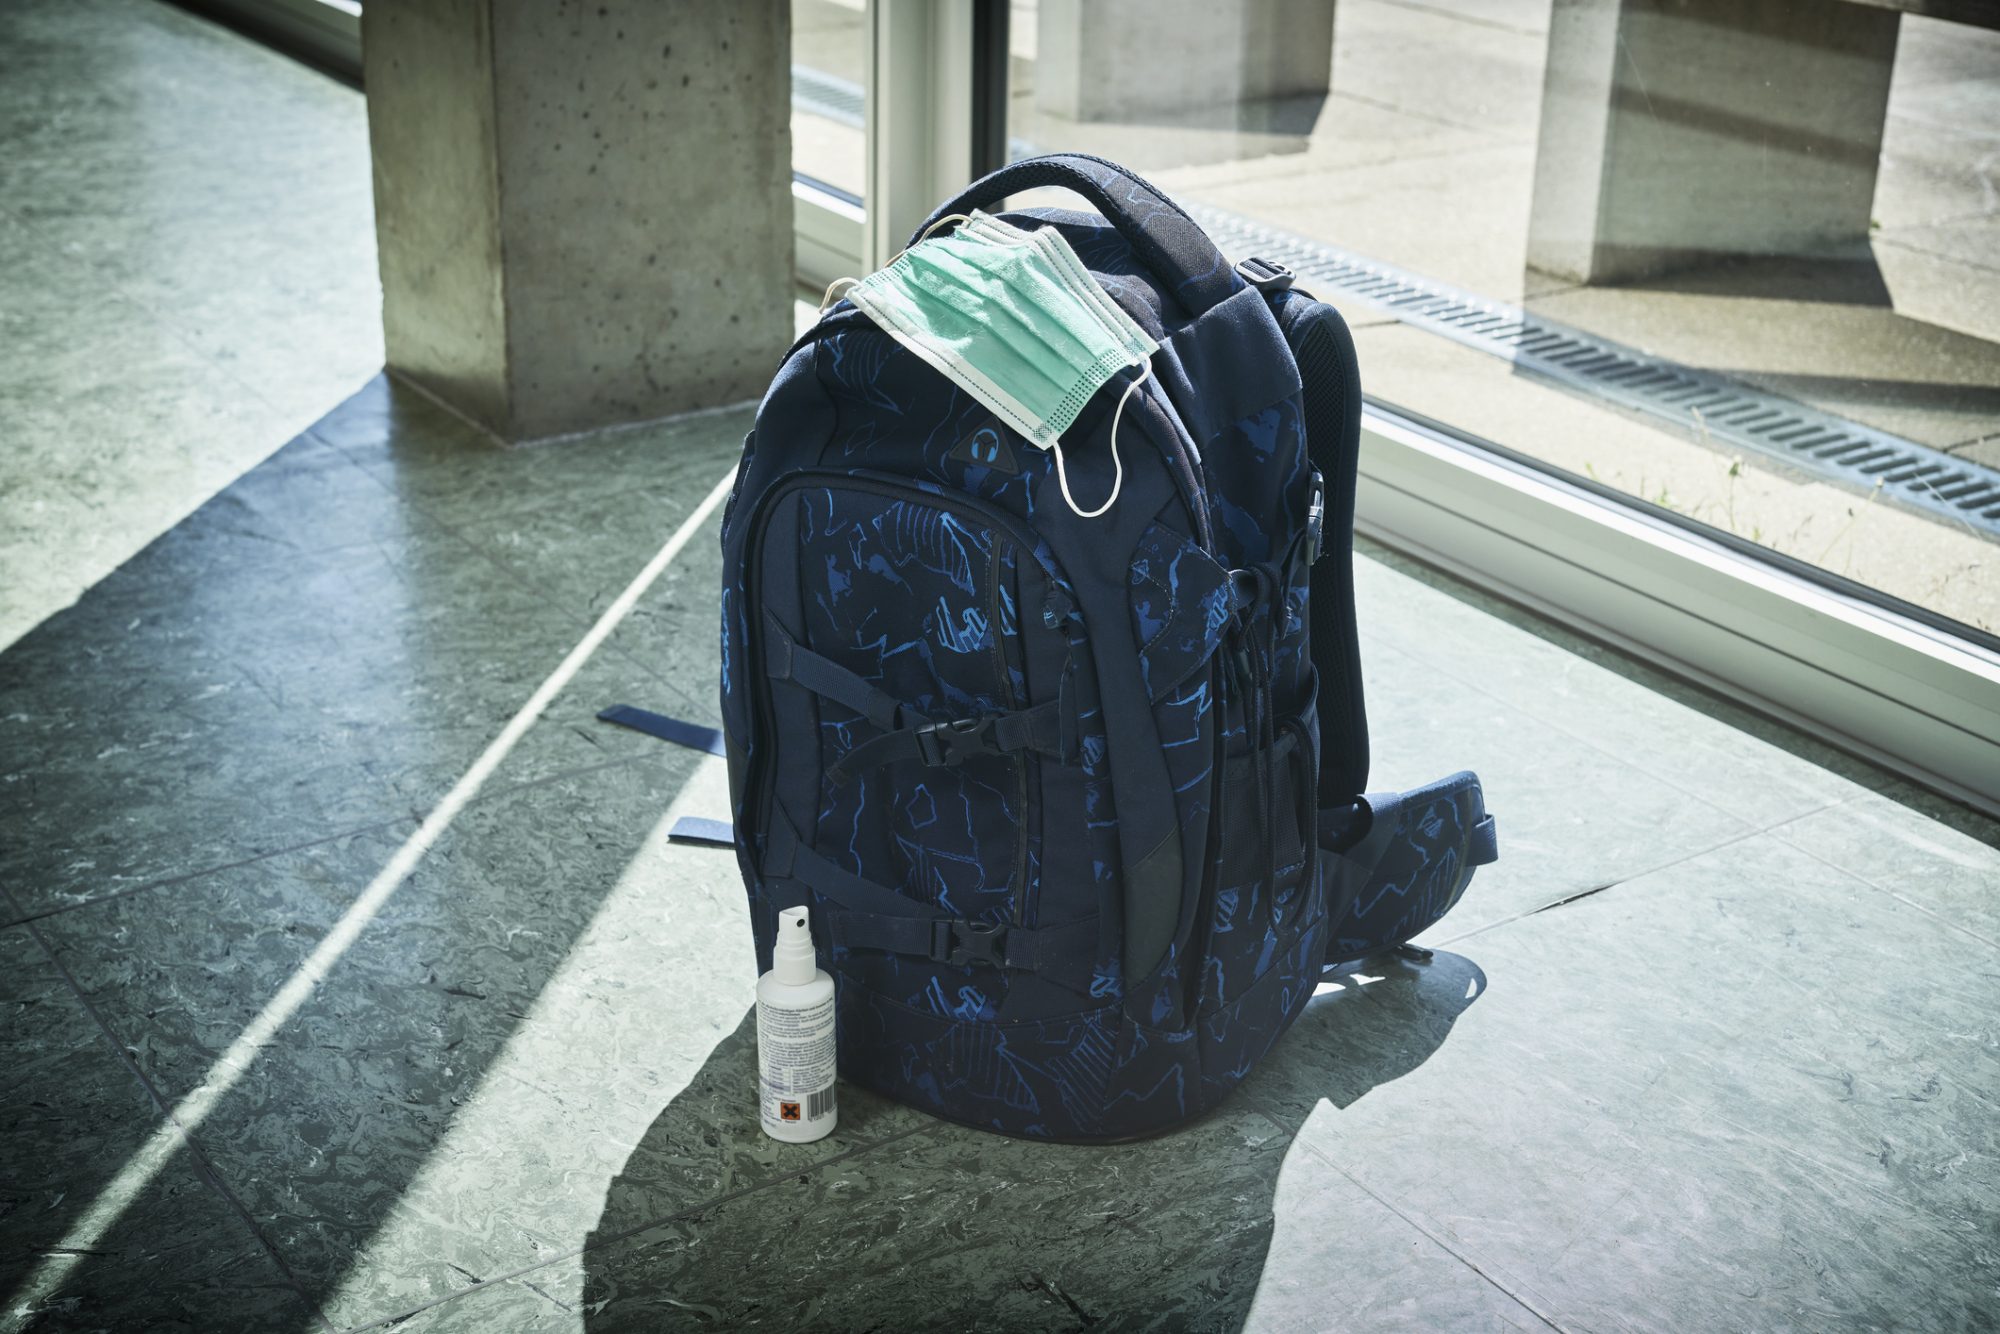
<box><xmin>0</xmin><ymin>925</ymin><xmax>319</xmax><ymax>1334</ymax></box>
<box><xmin>369</xmin><ymin>1107</ymin><xmax>1538</xmax><ymax>1334</ymax></box>
<box><xmin>1248</xmin><ymin>831</ymin><xmax>2000</xmax><ymax>1333</ymax></box>
<box><xmin>31</xmin><ymin>757</ymin><xmax>922</xmax><ymax>1331</ymax></box>
<box><xmin>1354</xmin><ymin>551</ymin><xmax>1876</xmax><ymax>830</ymax></box>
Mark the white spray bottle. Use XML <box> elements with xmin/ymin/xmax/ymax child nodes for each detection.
<box><xmin>755</xmin><ymin>906</ymin><xmax>837</xmax><ymax>1142</ymax></box>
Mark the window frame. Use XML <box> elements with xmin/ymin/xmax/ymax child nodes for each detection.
<box><xmin>203</xmin><ymin>0</ymin><xmax>2000</xmax><ymax>814</ymax></box>
<box><xmin>900</xmin><ymin>11</ymin><xmax>2000</xmax><ymax>815</ymax></box>
<box><xmin>1356</xmin><ymin>404</ymin><xmax>2000</xmax><ymax>816</ymax></box>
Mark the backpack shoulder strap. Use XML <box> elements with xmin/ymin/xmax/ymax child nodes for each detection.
<box><xmin>1272</xmin><ymin>294</ymin><xmax>1369</xmax><ymax>804</ymax></box>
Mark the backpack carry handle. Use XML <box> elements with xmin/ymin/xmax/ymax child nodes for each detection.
<box><xmin>912</xmin><ymin>153</ymin><xmax>1243</xmax><ymax>317</ymax></box>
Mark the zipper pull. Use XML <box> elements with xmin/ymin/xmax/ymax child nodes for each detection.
<box><xmin>1306</xmin><ymin>470</ymin><xmax>1325</xmax><ymax>565</ymax></box>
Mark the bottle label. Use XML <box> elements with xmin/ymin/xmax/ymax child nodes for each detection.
<box><xmin>757</xmin><ymin>994</ymin><xmax>836</xmax><ymax>1132</ymax></box>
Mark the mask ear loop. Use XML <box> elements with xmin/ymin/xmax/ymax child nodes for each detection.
<box><xmin>911</xmin><ymin>212</ymin><xmax>973</xmax><ymax>247</ymax></box>
<box><xmin>818</xmin><ymin>275</ymin><xmax>860</xmax><ymax>313</ymax></box>
<box><xmin>1055</xmin><ymin>359</ymin><xmax>1150</xmax><ymax>520</ymax></box>
<box><xmin>818</xmin><ymin>214</ymin><xmax>975</xmax><ymax>314</ymax></box>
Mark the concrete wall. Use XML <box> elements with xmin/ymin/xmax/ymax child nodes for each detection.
<box><xmin>1036</xmin><ymin>0</ymin><xmax>1335</xmax><ymax>121</ymax></box>
<box><xmin>365</xmin><ymin>0</ymin><xmax>793</xmax><ymax>442</ymax></box>
<box><xmin>1529</xmin><ymin>0</ymin><xmax>1901</xmax><ymax>285</ymax></box>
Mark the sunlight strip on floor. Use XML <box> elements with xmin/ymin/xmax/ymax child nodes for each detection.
<box><xmin>325</xmin><ymin>754</ymin><xmax>746</xmax><ymax>1326</ymax></box>
<box><xmin>6</xmin><ymin>465</ymin><xmax>739</xmax><ymax>1325</ymax></box>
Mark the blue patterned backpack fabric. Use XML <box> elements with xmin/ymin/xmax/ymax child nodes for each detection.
<box><xmin>718</xmin><ymin>154</ymin><xmax>1497</xmax><ymax>1142</ymax></box>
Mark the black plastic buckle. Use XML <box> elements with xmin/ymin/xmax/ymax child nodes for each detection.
<box><xmin>914</xmin><ymin>715</ymin><xmax>997</xmax><ymax>767</ymax></box>
<box><xmin>931</xmin><ymin>919</ymin><xmax>1008</xmax><ymax>967</ymax></box>
<box><xmin>1235</xmin><ymin>256</ymin><xmax>1295</xmax><ymax>294</ymax></box>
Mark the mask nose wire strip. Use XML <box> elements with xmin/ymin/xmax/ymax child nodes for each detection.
<box><xmin>1055</xmin><ymin>360</ymin><xmax>1149</xmax><ymax>520</ymax></box>
<box><xmin>818</xmin><ymin>214</ymin><xmax>976</xmax><ymax>314</ymax></box>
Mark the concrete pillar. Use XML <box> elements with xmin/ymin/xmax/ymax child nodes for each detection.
<box><xmin>1527</xmin><ymin>0</ymin><xmax>1900</xmax><ymax>286</ymax></box>
<box><xmin>362</xmin><ymin>0</ymin><xmax>792</xmax><ymax>443</ymax></box>
<box><xmin>1035</xmin><ymin>0</ymin><xmax>1335</xmax><ymax>121</ymax></box>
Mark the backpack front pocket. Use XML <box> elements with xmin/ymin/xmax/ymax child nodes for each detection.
<box><xmin>745</xmin><ymin>473</ymin><xmax>1106</xmax><ymax>1020</ymax></box>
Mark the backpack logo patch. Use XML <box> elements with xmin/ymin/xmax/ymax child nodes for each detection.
<box><xmin>949</xmin><ymin>420</ymin><xmax>1018</xmax><ymax>474</ymax></box>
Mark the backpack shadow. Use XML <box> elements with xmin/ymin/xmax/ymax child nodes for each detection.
<box><xmin>576</xmin><ymin>949</ymin><xmax>1485</xmax><ymax>1331</ymax></box>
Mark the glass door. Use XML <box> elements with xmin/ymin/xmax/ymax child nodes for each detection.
<box><xmin>790</xmin><ymin>0</ymin><xmax>870</xmax><ymax>289</ymax></box>
<box><xmin>948</xmin><ymin>0</ymin><xmax>2000</xmax><ymax>811</ymax></box>
<box><xmin>1002</xmin><ymin>1</ymin><xmax>2000</xmax><ymax>644</ymax></box>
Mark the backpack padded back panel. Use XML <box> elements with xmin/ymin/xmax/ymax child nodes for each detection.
<box><xmin>719</xmin><ymin>154</ymin><xmax>1493</xmax><ymax>1142</ymax></box>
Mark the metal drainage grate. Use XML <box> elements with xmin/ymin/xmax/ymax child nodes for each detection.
<box><xmin>790</xmin><ymin>66</ymin><xmax>2000</xmax><ymax>538</ymax></box>
<box><xmin>1191</xmin><ymin>206</ymin><xmax>2000</xmax><ymax>538</ymax></box>
<box><xmin>794</xmin><ymin>64</ymin><xmax>864</xmax><ymax>126</ymax></box>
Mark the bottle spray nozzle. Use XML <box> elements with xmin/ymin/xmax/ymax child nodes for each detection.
<box><xmin>773</xmin><ymin>906</ymin><xmax>817</xmax><ymax>985</ymax></box>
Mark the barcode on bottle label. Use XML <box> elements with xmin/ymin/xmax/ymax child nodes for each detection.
<box><xmin>807</xmin><ymin>1085</ymin><xmax>836</xmax><ymax>1120</ymax></box>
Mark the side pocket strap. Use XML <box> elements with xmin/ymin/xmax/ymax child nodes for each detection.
<box><xmin>766</xmin><ymin>816</ymin><xmax>1095</xmax><ymax>982</ymax></box>
<box><xmin>765</xmin><ymin>613</ymin><xmax>907</xmax><ymax>731</ymax></box>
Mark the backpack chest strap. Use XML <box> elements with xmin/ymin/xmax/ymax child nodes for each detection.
<box><xmin>766</xmin><ymin>614</ymin><xmax>1072</xmax><ymax>780</ymax></box>
<box><xmin>764</xmin><ymin>816</ymin><xmax>1096</xmax><ymax>985</ymax></box>
<box><xmin>830</xmin><ymin>699</ymin><xmax>1066</xmax><ymax>780</ymax></box>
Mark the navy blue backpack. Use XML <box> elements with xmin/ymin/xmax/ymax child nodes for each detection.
<box><xmin>716</xmin><ymin>154</ymin><xmax>1497</xmax><ymax>1142</ymax></box>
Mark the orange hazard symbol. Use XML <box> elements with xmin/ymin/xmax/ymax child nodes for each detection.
<box><xmin>779</xmin><ymin>1101</ymin><xmax>802</xmax><ymax>1122</ymax></box>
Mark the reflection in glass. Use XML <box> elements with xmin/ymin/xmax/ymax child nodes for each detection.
<box><xmin>1007</xmin><ymin>0</ymin><xmax>2000</xmax><ymax>636</ymax></box>
<box><xmin>793</xmin><ymin>0</ymin><xmax>868</xmax><ymax>199</ymax></box>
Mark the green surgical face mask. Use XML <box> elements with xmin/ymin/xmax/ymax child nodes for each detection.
<box><xmin>841</xmin><ymin>212</ymin><xmax>1158</xmax><ymax>517</ymax></box>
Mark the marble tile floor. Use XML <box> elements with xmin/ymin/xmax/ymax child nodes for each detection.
<box><xmin>3</xmin><ymin>2</ymin><xmax>1997</xmax><ymax>1328</ymax></box>
<box><xmin>0</xmin><ymin>0</ymin><xmax>382</xmax><ymax>653</ymax></box>
<box><xmin>2</xmin><ymin>374</ymin><xmax>1996</xmax><ymax>1333</ymax></box>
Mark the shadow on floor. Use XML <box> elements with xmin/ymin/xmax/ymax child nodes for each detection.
<box><xmin>0</xmin><ymin>375</ymin><xmax>744</xmax><ymax>1331</ymax></box>
<box><xmin>1545</xmin><ymin>249</ymin><xmax>1896</xmax><ymax>308</ymax></box>
<box><xmin>573</xmin><ymin>949</ymin><xmax>1486</xmax><ymax>1331</ymax></box>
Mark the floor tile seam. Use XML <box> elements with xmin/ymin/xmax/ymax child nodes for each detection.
<box><xmin>5</xmin><ymin>198</ymin><xmax>314</xmax><ymax>423</ymax></box>
<box><xmin>1</xmin><ymin>752</ymin><xmax>660</xmax><ymax>930</ymax></box>
<box><xmin>427</xmin><ymin>537</ymin><xmax>715</xmax><ymax>719</ymax></box>
<box><xmin>171</xmin><ymin>451</ymin><xmax>706</xmax><ymax>690</ymax></box>
<box><xmin>287</xmin><ymin>439</ymin><xmax>727</xmax><ymax>717</ymax></box>
<box><xmin>464</xmin><ymin>526</ymin><xmax>718</xmax><ymax>716</ymax></box>
<box><xmin>333</xmin><ymin>1121</ymin><xmax>945</xmax><ymax>1334</ymax></box>
<box><xmin>431</xmin><ymin>495</ymin><xmax>729</xmax><ymax>658</ymax></box>
<box><xmin>350</xmin><ymin>453</ymin><xmax>736</xmax><ymax>713</ymax></box>
<box><xmin>1366</xmin><ymin>627</ymin><xmax>1824</xmax><ymax>832</ymax></box>
<box><xmin>4</xmin><ymin>150</ymin><xmax>382</xmax><ymax>428</ymax></box>
<box><xmin>595</xmin><ymin>637</ymin><xmax>716</xmax><ymax>717</ymax></box>
<box><xmin>1653</xmin><ymin>1080</ymin><xmax>1989</xmax><ymax>1221</ymax></box>
<box><xmin>1427</xmin><ymin>823</ymin><xmax>1769</xmax><ymax>951</ymax></box>
<box><xmin>1242</xmin><ymin>1101</ymin><xmax>1303</xmax><ymax>1151</ymax></box>
<box><xmin>1760</xmin><ymin>815</ymin><xmax>2000</xmax><ymax>955</ymax></box>
<box><xmin>1</xmin><ymin>883</ymin><xmax>339</xmax><ymax>1334</ymax></box>
<box><xmin>299</xmin><ymin>410</ymin><xmax>742</xmax><ymax>537</ymax></box>
<box><xmin>1282</xmin><ymin>1126</ymin><xmax>1568</xmax><ymax>1332</ymax></box>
